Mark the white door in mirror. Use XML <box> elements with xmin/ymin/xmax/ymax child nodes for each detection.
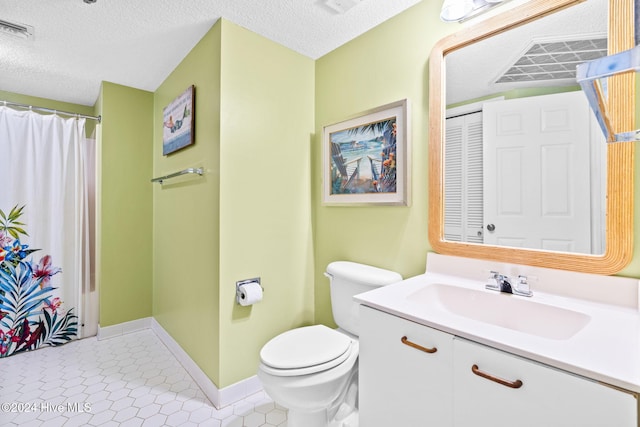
<box><xmin>483</xmin><ymin>91</ymin><xmax>597</xmax><ymax>253</ymax></box>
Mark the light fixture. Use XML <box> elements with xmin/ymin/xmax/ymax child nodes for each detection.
<box><xmin>83</xmin><ymin>0</ymin><xmax>97</xmax><ymax>3</ymax></box>
<box><xmin>440</xmin><ymin>0</ymin><xmax>505</xmax><ymax>22</ymax></box>
<box><xmin>577</xmin><ymin>44</ymin><xmax>640</xmax><ymax>142</ymax></box>
<box><xmin>0</xmin><ymin>19</ymin><xmax>34</xmax><ymax>40</ymax></box>
<box><xmin>440</xmin><ymin>0</ymin><xmax>474</xmax><ymax>22</ymax></box>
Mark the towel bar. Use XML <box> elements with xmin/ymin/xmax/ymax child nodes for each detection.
<box><xmin>151</xmin><ymin>167</ymin><xmax>203</xmax><ymax>184</ymax></box>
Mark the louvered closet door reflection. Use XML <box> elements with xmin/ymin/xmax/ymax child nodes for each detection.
<box><xmin>445</xmin><ymin>112</ymin><xmax>484</xmax><ymax>244</ymax></box>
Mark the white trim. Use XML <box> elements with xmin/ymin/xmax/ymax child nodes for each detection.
<box><xmin>150</xmin><ymin>318</ymin><xmax>220</xmax><ymax>407</ymax></box>
<box><xmin>97</xmin><ymin>317</ymin><xmax>152</xmax><ymax>340</ymax></box>
<box><xmin>97</xmin><ymin>317</ymin><xmax>262</xmax><ymax>409</ymax></box>
<box><xmin>446</xmin><ymin>96</ymin><xmax>504</xmax><ymax>118</ymax></box>
<box><xmin>150</xmin><ymin>319</ymin><xmax>263</xmax><ymax>408</ymax></box>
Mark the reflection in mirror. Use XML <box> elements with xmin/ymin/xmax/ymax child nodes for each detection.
<box><xmin>444</xmin><ymin>0</ymin><xmax>607</xmax><ymax>255</ymax></box>
<box><xmin>429</xmin><ymin>0</ymin><xmax>635</xmax><ymax>274</ymax></box>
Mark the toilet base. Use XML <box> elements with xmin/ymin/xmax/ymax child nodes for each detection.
<box><xmin>286</xmin><ymin>408</ymin><xmax>359</xmax><ymax>427</ymax></box>
<box><xmin>285</xmin><ymin>377</ymin><xmax>359</xmax><ymax>427</ymax></box>
<box><xmin>332</xmin><ymin>410</ymin><xmax>359</xmax><ymax>427</ymax></box>
<box><xmin>287</xmin><ymin>408</ymin><xmax>327</xmax><ymax>427</ymax></box>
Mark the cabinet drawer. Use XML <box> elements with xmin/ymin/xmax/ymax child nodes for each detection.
<box><xmin>359</xmin><ymin>306</ymin><xmax>454</xmax><ymax>427</ymax></box>
<box><xmin>453</xmin><ymin>338</ymin><xmax>638</xmax><ymax>427</ymax></box>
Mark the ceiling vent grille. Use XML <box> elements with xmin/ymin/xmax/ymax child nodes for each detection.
<box><xmin>496</xmin><ymin>37</ymin><xmax>607</xmax><ymax>83</ymax></box>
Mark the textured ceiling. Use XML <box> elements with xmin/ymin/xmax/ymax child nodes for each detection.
<box><xmin>446</xmin><ymin>0</ymin><xmax>606</xmax><ymax>105</ymax></box>
<box><xmin>0</xmin><ymin>0</ymin><xmax>421</xmax><ymax>106</ymax></box>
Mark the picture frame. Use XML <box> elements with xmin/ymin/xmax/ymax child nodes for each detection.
<box><xmin>322</xmin><ymin>99</ymin><xmax>410</xmax><ymax>206</ymax></box>
<box><xmin>162</xmin><ymin>85</ymin><xmax>195</xmax><ymax>155</ymax></box>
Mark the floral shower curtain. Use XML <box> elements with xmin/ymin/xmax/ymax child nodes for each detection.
<box><xmin>0</xmin><ymin>106</ymin><xmax>91</xmax><ymax>357</ymax></box>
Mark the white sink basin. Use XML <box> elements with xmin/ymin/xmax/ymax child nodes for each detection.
<box><xmin>407</xmin><ymin>283</ymin><xmax>591</xmax><ymax>340</ymax></box>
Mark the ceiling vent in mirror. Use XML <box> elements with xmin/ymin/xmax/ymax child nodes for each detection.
<box><xmin>323</xmin><ymin>0</ymin><xmax>362</xmax><ymax>14</ymax></box>
<box><xmin>496</xmin><ymin>36</ymin><xmax>607</xmax><ymax>83</ymax></box>
<box><xmin>0</xmin><ymin>19</ymin><xmax>34</xmax><ymax>40</ymax></box>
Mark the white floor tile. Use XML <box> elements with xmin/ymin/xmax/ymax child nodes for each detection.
<box><xmin>0</xmin><ymin>330</ymin><xmax>287</xmax><ymax>426</ymax></box>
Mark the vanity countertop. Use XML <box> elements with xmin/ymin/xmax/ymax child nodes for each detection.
<box><xmin>354</xmin><ymin>271</ymin><xmax>640</xmax><ymax>394</ymax></box>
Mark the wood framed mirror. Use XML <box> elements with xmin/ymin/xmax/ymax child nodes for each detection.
<box><xmin>428</xmin><ymin>0</ymin><xmax>634</xmax><ymax>274</ymax></box>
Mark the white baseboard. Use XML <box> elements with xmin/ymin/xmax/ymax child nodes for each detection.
<box><xmin>97</xmin><ymin>317</ymin><xmax>152</xmax><ymax>340</ymax></box>
<box><xmin>97</xmin><ymin>317</ymin><xmax>262</xmax><ymax>409</ymax></box>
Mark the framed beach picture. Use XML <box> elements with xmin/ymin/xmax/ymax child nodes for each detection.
<box><xmin>322</xmin><ymin>99</ymin><xmax>410</xmax><ymax>206</ymax></box>
<box><xmin>162</xmin><ymin>85</ymin><xmax>195</xmax><ymax>155</ymax></box>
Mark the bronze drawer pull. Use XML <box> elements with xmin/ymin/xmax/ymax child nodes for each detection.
<box><xmin>471</xmin><ymin>364</ymin><xmax>523</xmax><ymax>389</ymax></box>
<box><xmin>401</xmin><ymin>336</ymin><xmax>437</xmax><ymax>353</ymax></box>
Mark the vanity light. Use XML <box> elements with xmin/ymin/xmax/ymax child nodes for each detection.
<box><xmin>440</xmin><ymin>0</ymin><xmax>474</xmax><ymax>22</ymax></box>
<box><xmin>0</xmin><ymin>19</ymin><xmax>33</xmax><ymax>40</ymax></box>
<box><xmin>577</xmin><ymin>44</ymin><xmax>640</xmax><ymax>142</ymax></box>
<box><xmin>440</xmin><ymin>0</ymin><xmax>505</xmax><ymax>22</ymax></box>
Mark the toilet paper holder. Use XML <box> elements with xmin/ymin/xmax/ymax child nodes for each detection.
<box><xmin>236</xmin><ymin>277</ymin><xmax>263</xmax><ymax>304</ymax></box>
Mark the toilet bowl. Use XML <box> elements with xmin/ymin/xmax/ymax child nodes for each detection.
<box><xmin>257</xmin><ymin>261</ymin><xmax>403</xmax><ymax>427</ymax></box>
<box><xmin>258</xmin><ymin>325</ymin><xmax>359</xmax><ymax>426</ymax></box>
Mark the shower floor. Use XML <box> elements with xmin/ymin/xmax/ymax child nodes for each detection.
<box><xmin>0</xmin><ymin>330</ymin><xmax>287</xmax><ymax>426</ymax></box>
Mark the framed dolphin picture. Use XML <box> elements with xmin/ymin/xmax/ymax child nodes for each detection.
<box><xmin>162</xmin><ymin>85</ymin><xmax>195</xmax><ymax>155</ymax></box>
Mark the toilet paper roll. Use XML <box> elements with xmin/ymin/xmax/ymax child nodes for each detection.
<box><xmin>237</xmin><ymin>281</ymin><xmax>263</xmax><ymax>306</ymax></box>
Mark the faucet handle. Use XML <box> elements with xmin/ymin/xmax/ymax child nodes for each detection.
<box><xmin>513</xmin><ymin>275</ymin><xmax>533</xmax><ymax>297</ymax></box>
<box><xmin>486</xmin><ymin>270</ymin><xmax>501</xmax><ymax>290</ymax></box>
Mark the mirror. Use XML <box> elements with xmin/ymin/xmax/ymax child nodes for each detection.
<box><xmin>445</xmin><ymin>0</ymin><xmax>608</xmax><ymax>255</ymax></box>
<box><xmin>429</xmin><ymin>0</ymin><xmax>635</xmax><ymax>274</ymax></box>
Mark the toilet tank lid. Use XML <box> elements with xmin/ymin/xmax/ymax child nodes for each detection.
<box><xmin>326</xmin><ymin>261</ymin><xmax>403</xmax><ymax>286</ymax></box>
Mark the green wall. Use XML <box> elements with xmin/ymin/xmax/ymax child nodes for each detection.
<box><xmin>446</xmin><ymin>85</ymin><xmax>582</xmax><ymax>110</ymax></box>
<box><xmin>97</xmin><ymin>82</ymin><xmax>154</xmax><ymax>326</ymax></box>
<box><xmin>218</xmin><ymin>20</ymin><xmax>315</xmax><ymax>387</ymax></box>
<box><xmin>152</xmin><ymin>24</ymin><xmax>222</xmax><ymax>385</ymax></box>
<box><xmin>313</xmin><ymin>0</ymin><xmax>455</xmax><ymax>326</ymax></box>
<box><xmin>152</xmin><ymin>20</ymin><xmax>315</xmax><ymax>388</ymax></box>
<box><xmin>313</xmin><ymin>0</ymin><xmax>640</xmax><ymax>329</ymax></box>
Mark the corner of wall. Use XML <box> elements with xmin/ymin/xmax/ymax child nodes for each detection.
<box><xmin>217</xmin><ymin>21</ymin><xmax>316</xmax><ymax>388</ymax></box>
<box><xmin>98</xmin><ymin>81</ymin><xmax>154</xmax><ymax>327</ymax></box>
<box><xmin>151</xmin><ymin>22</ymin><xmax>223</xmax><ymax>387</ymax></box>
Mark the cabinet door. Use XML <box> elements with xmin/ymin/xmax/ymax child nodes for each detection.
<box><xmin>359</xmin><ymin>306</ymin><xmax>454</xmax><ymax>427</ymax></box>
<box><xmin>453</xmin><ymin>338</ymin><xmax>637</xmax><ymax>427</ymax></box>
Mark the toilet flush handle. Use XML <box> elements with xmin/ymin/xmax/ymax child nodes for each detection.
<box><xmin>324</xmin><ymin>272</ymin><xmax>333</xmax><ymax>279</ymax></box>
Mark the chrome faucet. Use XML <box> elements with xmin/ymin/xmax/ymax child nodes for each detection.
<box><xmin>486</xmin><ymin>271</ymin><xmax>532</xmax><ymax>297</ymax></box>
<box><xmin>513</xmin><ymin>275</ymin><xmax>532</xmax><ymax>297</ymax></box>
<box><xmin>486</xmin><ymin>271</ymin><xmax>511</xmax><ymax>293</ymax></box>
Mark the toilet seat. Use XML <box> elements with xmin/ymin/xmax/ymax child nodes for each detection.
<box><xmin>260</xmin><ymin>325</ymin><xmax>355</xmax><ymax>377</ymax></box>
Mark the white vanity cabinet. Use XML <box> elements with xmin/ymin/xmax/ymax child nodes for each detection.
<box><xmin>359</xmin><ymin>305</ymin><xmax>454</xmax><ymax>427</ymax></box>
<box><xmin>359</xmin><ymin>306</ymin><xmax>638</xmax><ymax>427</ymax></box>
<box><xmin>453</xmin><ymin>338</ymin><xmax>637</xmax><ymax>427</ymax></box>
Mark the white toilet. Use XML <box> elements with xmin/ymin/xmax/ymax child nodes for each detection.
<box><xmin>257</xmin><ymin>261</ymin><xmax>402</xmax><ymax>427</ymax></box>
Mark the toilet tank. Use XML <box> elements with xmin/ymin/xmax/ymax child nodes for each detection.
<box><xmin>325</xmin><ymin>261</ymin><xmax>402</xmax><ymax>337</ymax></box>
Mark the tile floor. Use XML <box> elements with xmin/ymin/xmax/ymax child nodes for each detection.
<box><xmin>0</xmin><ymin>330</ymin><xmax>287</xmax><ymax>426</ymax></box>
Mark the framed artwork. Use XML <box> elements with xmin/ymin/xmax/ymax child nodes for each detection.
<box><xmin>322</xmin><ymin>99</ymin><xmax>410</xmax><ymax>206</ymax></box>
<box><xmin>162</xmin><ymin>85</ymin><xmax>195</xmax><ymax>155</ymax></box>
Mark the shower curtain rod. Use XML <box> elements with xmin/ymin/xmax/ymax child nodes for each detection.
<box><xmin>1</xmin><ymin>100</ymin><xmax>102</xmax><ymax>123</ymax></box>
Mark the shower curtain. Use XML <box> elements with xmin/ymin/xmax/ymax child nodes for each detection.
<box><xmin>0</xmin><ymin>106</ymin><xmax>91</xmax><ymax>357</ymax></box>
